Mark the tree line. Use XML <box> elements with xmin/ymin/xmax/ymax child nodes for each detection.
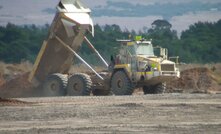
<box><xmin>0</xmin><ymin>19</ymin><xmax>220</xmax><ymax>64</ymax></box>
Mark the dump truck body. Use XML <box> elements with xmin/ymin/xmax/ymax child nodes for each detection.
<box><xmin>29</xmin><ymin>0</ymin><xmax>180</xmax><ymax>96</ymax></box>
<box><xmin>29</xmin><ymin>0</ymin><xmax>94</xmax><ymax>85</ymax></box>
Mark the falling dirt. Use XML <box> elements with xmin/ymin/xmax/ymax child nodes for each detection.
<box><xmin>0</xmin><ymin>72</ymin><xmax>40</xmax><ymax>98</ymax></box>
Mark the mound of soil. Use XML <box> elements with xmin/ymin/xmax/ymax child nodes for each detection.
<box><xmin>167</xmin><ymin>67</ymin><xmax>221</xmax><ymax>93</ymax></box>
<box><xmin>0</xmin><ymin>73</ymin><xmax>40</xmax><ymax>98</ymax></box>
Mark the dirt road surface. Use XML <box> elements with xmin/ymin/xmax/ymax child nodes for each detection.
<box><xmin>0</xmin><ymin>94</ymin><xmax>221</xmax><ymax>134</ymax></box>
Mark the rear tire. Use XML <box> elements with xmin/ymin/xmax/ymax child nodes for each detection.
<box><xmin>111</xmin><ymin>70</ymin><xmax>133</xmax><ymax>95</ymax></box>
<box><xmin>143</xmin><ymin>83</ymin><xmax>166</xmax><ymax>94</ymax></box>
<box><xmin>67</xmin><ymin>73</ymin><xmax>92</xmax><ymax>96</ymax></box>
<box><xmin>43</xmin><ymin>73</ymin><xmax>67</xmax><ymax>96</ymax></box>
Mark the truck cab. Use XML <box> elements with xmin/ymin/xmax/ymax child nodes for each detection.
<box><xmin>110</xmin><ymin>38</ymin><xmax>180</xmax><ymax>95</ymax></box>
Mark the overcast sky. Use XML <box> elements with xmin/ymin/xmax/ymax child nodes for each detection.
<box><xmin>0</xmin><ymin>0</ymin><xmax>221</xmax><ymax>34</ymax></box>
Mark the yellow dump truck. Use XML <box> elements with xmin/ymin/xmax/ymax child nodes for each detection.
<box><xmin>109</xmin><ymin>39</ymin><xmax>180</xmax><ymax>95</ymax></box>
<box><xmin>29</xmin><ymin>0</ymin><xmax>180</xmax><ymax>96</ymax></box>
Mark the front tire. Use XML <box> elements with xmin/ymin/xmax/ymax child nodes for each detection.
<box><xmin>67</xmin><ymin>73</ymin><xmax>92</xmax><ymax>96</ymax></box>
<box><xmin>43</xmin><ymin>73</ymin><xmax>67</xmax><ymax>96</ymax></box>
<box><xmin>111</xmin><ymin>70</ymin><xmax>133</xmax><ymax>95</ymax></box>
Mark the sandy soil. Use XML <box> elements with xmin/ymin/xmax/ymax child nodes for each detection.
<box><xmin>0</xmin><ymin>94</ymin><xmax>221</xmax><ymax>134</ymax></box>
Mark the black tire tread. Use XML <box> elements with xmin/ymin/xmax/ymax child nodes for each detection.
<box><xmin>67</xmin><ymin>73</ymin><xmax>92</xmax><ymax>96</ymax></box>
<box><xmin>111</xmin><ymin>70</ymin><xmax>133</xmax><ymax>95</ymax></box>
<box><xmin>43</xmin><ymin>73</ymin><xmax>68</xmax><ymax>96</ymax></box>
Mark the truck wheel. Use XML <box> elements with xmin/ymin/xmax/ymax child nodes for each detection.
<box><xmin>111</xmin><ymin>70</ymin><xmax>133</xmax><ymax>95</ymax></box>
<box><xmin>43</xmin><ymin>73</ymin><xmax>67</xmax><ymax>96</ymax></box>
<box><xmin>67</xmin><ymin>73</ymin><xmax>92</xmax><ymax>96</ymax></box>
<box><xmin>143</xmin><ymin>83</ymin><xmax>166</xmax><ymax>94</ymax></box>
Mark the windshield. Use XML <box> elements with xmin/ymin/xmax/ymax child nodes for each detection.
<box><xmin>125</xmin><ymin>42</ymin><xmax>155</xmax><ymax>57</ymax></box>
<box><xmin>127</xmin><ymin>45</ymin><xmax>136</xmax><ymax>56</ymax></box>
<box><xmin>136</xmin><ymin>43</ymin><xmax>154</xmax><ymax>56</ymax></box>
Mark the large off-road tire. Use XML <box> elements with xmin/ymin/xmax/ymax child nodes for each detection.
<box><xmin>43</xmin><ymin>73</ymin><xmax>67</xmax><ymax>96</ymax></box>
<box><xmin>143</xmin><ymin>83</ymin><xmax>166</xmax><ymax>94</ymax></box>
<box><xmin>67</xmin><ymin>73</ymin><xmax>92</xmax><ymax>96</ymax></box>
<box><xmin>111</xmin><ymin>70</ymin><xmax>133</xmax><ymax>95</ymax></box>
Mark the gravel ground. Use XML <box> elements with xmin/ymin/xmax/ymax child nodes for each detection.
<box><xmin>0</xmin><ymin>93</ymin><xmax>221</xmax><ymax>134</ymax></box>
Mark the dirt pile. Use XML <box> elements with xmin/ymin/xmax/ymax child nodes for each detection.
<box><xmin>0</xmin><ymin>73</ymin><xmax>39</xmax><ymax>98</ymax></box>
<box><xmin>167</xmin><ymin>67</ymin><xmax>221</xmax><ymax>93</ymax></box>
<box><xmin>0</xmin><ymin>61</ymin><xmax>32</xmax><ymax>81</ymax></box>
<box><xmin>0</xmin><ymin>62</ymin><xmax>40</xmax><ymax>98</ymax></box>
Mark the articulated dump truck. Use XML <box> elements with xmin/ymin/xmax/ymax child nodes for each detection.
<box><xmin>29</xmin><ymin>0</ymin><xmax>180</xmax><ymax>96</ymax></box>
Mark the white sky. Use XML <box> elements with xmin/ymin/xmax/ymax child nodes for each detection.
<box><xmin>0</xmin><ymin>0</ymin><xmax>221</xmax><ymax>34</ymax></box>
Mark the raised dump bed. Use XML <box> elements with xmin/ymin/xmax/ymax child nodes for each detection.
<box><xmin>29</xmin><ymin>0</ymin><xmax>94</xmax><ymax>85</ymax></box>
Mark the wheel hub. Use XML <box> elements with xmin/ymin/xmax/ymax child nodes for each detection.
<box><xmin>73</xmin><ymin>83</ymin><xmax>80</xmax><ymax>91</ymax></box>
<box><xmin>117</xmin><ymin>79</ymin><xmax>123</xmax><ymax>88</ymax></box>
<box><xmin>50</xmin><ymin>83</ymin><xmax>57</xmax><ymax>91</ymax></box>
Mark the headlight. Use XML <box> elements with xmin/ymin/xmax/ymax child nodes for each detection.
<box><xmin>153</xmin><ymin>67</ymin><xmax>158</xmax><ymax>71</ymax></box>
